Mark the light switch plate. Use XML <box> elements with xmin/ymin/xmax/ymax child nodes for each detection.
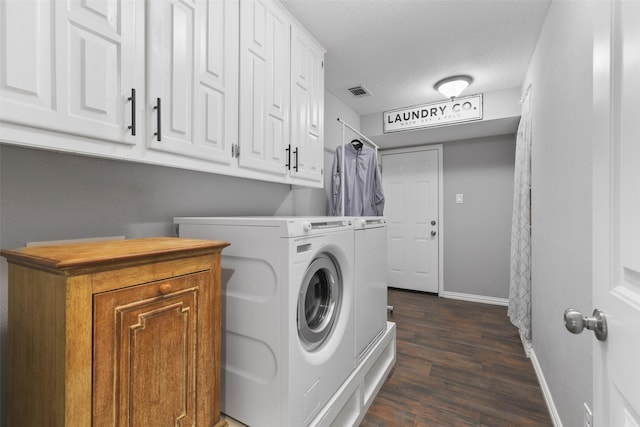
<box><xmin>456</xmin><ymin>194</ymin><xmax>464</xmax><ymax>204</ymax></box>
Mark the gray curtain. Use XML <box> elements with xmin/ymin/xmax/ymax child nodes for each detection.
<box><xmin>508</xmin><ymin>85</ymin><xmax>533</xmax><ymax>349</ymax></box>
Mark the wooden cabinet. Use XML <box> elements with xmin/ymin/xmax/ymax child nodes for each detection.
<box><xmin>1</xmin><ymin>237</ymin><xmax>229</xmax><ymax>427</ymax></box>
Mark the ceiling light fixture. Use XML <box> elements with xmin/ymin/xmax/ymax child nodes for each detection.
<box><xmin>434</xmin><ymin>75</ymin><xmax>473</xmax><ymax>100</ymax></box>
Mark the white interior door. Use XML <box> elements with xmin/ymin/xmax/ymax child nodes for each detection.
<box><xmin>381</xmin><ymin>147</ymin><xmax>441</xmax><ymax>293</ymax></box>
<box><xmin>592</xmin><ymin>0</ymin><xmax>640</xmax><ymax>425</ymax></box>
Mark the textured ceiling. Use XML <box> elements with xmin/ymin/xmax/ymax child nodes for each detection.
<box><xmin>281</xmin><ymin>0</ymin><xmax>551</xmax><ymax>116</ymax></box>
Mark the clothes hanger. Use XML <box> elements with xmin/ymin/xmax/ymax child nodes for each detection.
<box><xmin>351</xmin><ymin>138</ymin><xmax>363</xmax><ymax>149</ymax></box>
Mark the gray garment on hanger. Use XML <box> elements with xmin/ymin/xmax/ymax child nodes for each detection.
<box><xmin>330</xmin><ymin>143</ymin><xmax>385</xmax><ymax>216</ymax></box>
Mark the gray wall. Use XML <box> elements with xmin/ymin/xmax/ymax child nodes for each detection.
<box><xmin>524</xmin><ymin>2</ymin><xmax>594</xmax><ymax>426</ymax></box>
<box><xmin>0</xmin><ymin>90</ymin><xmax>359</xmax><ymax>424</ymax></box>
<box><xmin>443</xmin><ymin>134</ymin><xmax>516</xmax><ymax>300</ymax></box>
<box><xmin>0</xmin><ymin>145</ymin><xmax>295</xmax><ymax>425</ymax></box>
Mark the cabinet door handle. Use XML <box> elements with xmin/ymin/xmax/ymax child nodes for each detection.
<box><xmin>294</xmin><ymin>147</ymin><xmax>299</xmax><ymax>172</ymax></box>
<box><xmin>127</xmin><ymin>88</ymin><xmax>136</xmax><ymax>135</ymax></box>
<box><xmin>153</xmin><ymin>98</ymin><xmax>161</xmax><ymax>141</ymax></box>
<box><xmin>285</xmin><ymin>144</ymin><xmax>291</xmax><ymax>170</ymax></box>
<box><xmin>159</xmin><ymin>283</ymin><xmax>172</xmax><ymax>295</ymax></box>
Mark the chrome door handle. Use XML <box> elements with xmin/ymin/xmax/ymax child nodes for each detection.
<box><xmin>564</xmin><ymin>308</ymin><xmax>607</xmax><ymax>341</ymax></box>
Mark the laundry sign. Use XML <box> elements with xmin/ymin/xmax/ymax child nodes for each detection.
<box><xmin>383</xmin><ymin>94</ymin><xmax>483</xmax><ymax>133</ymax></box>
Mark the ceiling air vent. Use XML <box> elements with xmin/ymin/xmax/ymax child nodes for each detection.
<box><xmin>347</xmin><ymin>85</ymin><xmax>371</xmax><ymax>97</ymax></box>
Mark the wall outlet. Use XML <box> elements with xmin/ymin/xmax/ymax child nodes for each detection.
<box><xmin>584</xmin><ymin>402</ymin><xmax>593</xmax><ymax>427</ymax></box>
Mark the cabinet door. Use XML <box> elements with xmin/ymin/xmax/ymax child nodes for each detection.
<box><xmin>93</xmin><ymin>272</ymin><xmax>215</xmax><ymax>425</ymax></box>
<box><xmin>238</xmin><ymin>0</ymin><xmax>290</xmax><ymax>177</ymax></box>
<box><xmin>290</xmin><ymin>25</ymin><xmax>325</xmax><ymax>184</ymax></box>
<box><xmin>0</xmin><ymin>0</ymin><xmax>140</xmax><ymax>145</ymax></box>
<box><xmin>147</xmin><ymin>0</ymin><xmax>237</xmax><ymax>165</ymax></box>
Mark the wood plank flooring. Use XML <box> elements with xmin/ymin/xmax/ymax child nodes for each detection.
<box><xmin>361</xmin><ymin>289</ymin><xmax>552</xmax><ymax>427</ymax></box>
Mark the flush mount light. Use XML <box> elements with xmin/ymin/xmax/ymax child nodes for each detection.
<box><xmin>434</xmin><ymin>75</ymin><xmax>473</xmax><ymax>100</ymax></box>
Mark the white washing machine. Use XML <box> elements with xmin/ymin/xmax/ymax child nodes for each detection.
<box><xmin>174</xmin><ymin>217</ymin><xmax>355</xmax><ymax>427</ymax></box>
<box><xmin>353</xmin><ymin>217</ymin><xmax>388</xmax><ymax>363</ymax></box>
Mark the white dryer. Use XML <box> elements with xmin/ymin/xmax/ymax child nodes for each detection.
<box><xmin>174</xmin><ymin>217</ymin><xmax>355</xmax><ymax>427</ymax></box>
<box><xmin>353</xmin><ymin>217</ymin><xmax>388</xmax><ymax>363</ymax></box>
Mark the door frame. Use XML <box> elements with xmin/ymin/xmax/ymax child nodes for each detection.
<box><xmin>380</xmin><ymin>144</ymin><xmax>444</xmax><ymax>295</ymax></box>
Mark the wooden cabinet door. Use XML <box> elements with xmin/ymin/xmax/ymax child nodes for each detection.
<box><xmin>0</xmin><ymin>0</ymin><xmax>141</xmax><ymax>145</ymax></box>
<box><xmin>147</xmin><ymin>0</ymin><xmax>237</xmax><ymax>165</ymax></box>
<box><xmin>290</xmin><ymin>25</ymin><xmax>325</xmax><ymax>185</ymax></box>
<box><xmin>93</xmin><ymin>271</ymin><xmax>214</xmax><ymax>426</ymax></box>
<box><xmin>238</xmin><ymin>0</ymin><xmax>290</xmax><ymax>177</ymax></box>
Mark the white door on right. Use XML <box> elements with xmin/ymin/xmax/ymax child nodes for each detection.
<box><xmin>592</xmin><ymin>0</ymin><xmax>640</xmax><ymax>425</ymax></box>
<box><xmin>381</xmin><ymin>147</ymin><xmax>441</xmax><ymax>293</ymax></box>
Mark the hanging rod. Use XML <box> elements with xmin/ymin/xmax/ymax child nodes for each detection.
<box><xmin>336</xmin><ymin>117</ymin><xmax>390</xmax><ymax>313</ymax></box>
<box><xmin>336</xmin><ymin>117</ymin><xmax>380</xmax><ymax>150</ymax></box>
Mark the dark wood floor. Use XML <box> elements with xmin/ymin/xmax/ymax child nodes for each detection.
<box><xmin>360</xmin><ymin>289</ymin><xmax>552</xmax><ymax>427</ymax></box>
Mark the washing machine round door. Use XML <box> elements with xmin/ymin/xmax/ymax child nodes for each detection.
<box><xmin>298</xmin><ymin>253</ymin><xmax>343</xmax><ymax>351</ymax></box>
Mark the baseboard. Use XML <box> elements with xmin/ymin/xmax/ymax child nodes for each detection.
<box><xmin>529</xmin><ymin>347</ymin><xmax>563</xmax><ymax>427</ymax></box>
<box><xmin>440</xmin><ymin>291</ymin><xmax>509</xmax><ymax>306</ymax></box>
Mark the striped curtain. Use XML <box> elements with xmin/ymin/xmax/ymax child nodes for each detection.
<box><xmin>508</xmin><ymin>85</ymin><xmax>533</xmax><ymax>349</ymax></box>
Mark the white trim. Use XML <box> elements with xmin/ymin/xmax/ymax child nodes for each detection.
<box><xmin>380</xmin><ymin>144</ymin><xmax>444</xmax><ymax>295</ymax></box>
<box><xmin>309</xmin><ymin>322</ymin><xmax>396</xmax><ymax>427</ymax></box>
<box><xmin>529</xmin><ymin>348</ymin><xmax>563</xmax><ymax>427</ymax></box>
<box><xmin>440</xmin><ymin>291</ymin><xmax>508</xmax><ymax>306</ymax></box>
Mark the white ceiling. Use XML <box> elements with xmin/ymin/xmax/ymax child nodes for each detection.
<box><xmin>281</xmin><ymin>0</ymin><xmax>551</xmax><ymax>116</ymax></box>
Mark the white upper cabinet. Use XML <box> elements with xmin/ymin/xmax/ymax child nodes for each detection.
<box><xmin>290</xmin><ymin>25</ymin><xmax>325</xmax><ymax>184</ymax></box>
<box><xmin>238</xmin><ymin>0</ymin><xmax>325</xmax><ymax>186</ymax></box>
<box><xmin>0</xmin><ymin>0</ymin><xmax>324</xmax><ymax>187</ymax></box>
<box><xmin>0</xmin><ymin>0</ymin><xmax>142</xmax><ymax>145</ymax></box>
<box><xmin>147</xmin><ymin>0</ymin><xmax>238</xmax><ymax>165</ymax></box>
<box><xmin>238</xmin><ymin>0</ymin><xmax>291</xmax><ymax>178</ymax></box>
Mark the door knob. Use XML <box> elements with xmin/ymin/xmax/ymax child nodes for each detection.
<box><xmin>563</xmin><ymin>308</ymin><xmax>608</xmax><ymax>341</ymax></box>
<box><xmin>431</xmin><ymin>220</ymin><xmax>436</xmax><ymax>226</ymax></box>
